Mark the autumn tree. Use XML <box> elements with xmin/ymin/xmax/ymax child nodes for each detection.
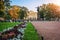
<box><xmin>37</xmin><ymin>3</ymin><xmax>60</xmax><ymax>21</ymax></box>
<box><xmin>19</xmin><ymin>6</ymin><xmax>28</xmax><ymax>19</ymax></box>
<box><xmin>4</xmin><ymin>0</ymin><xmax>10</xmax><ymax>7</ymax></box>
<box><xmin>9</xmin><ymin>5</ymin><xmax>28</xmax><ymax>20</ymax></box>
<box><xmin>0</xmin><ymin>0</ymin><xmax>11</xmax><ymax>20</ymax></box>
<box><xmin>9</xmin><ymin>5</ymin><xmax>20</xmax><ymax>20</ymax></box>
<box><xmin>0</xmin><ymin>0</ymin><xmax>5</xmax><ymax>17</ymax></box>
<box><xmin>4</xmin><ymin>0</ymin><xmax>12</xmax><ymax>20</ymax></box>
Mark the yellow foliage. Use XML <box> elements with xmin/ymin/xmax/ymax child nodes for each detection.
<box><xmin>8</xmin><ymin>6</ymin><xmax>21</xmax><ymax>20</ymax></box>
<box><xmin>0</xmin><ymin>0</ymin><xmax>5</xmax><ymax>11</ymax></box>
<box><xmin>12</xmin><ymin>5</ymin><xmax>20</xmax><ymax>12</ymax></box>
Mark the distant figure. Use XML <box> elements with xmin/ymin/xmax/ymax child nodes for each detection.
<box><xmin>41</xmin><ymin>36</ymin><xmax>44</xmax><ymax>40</ymax></box>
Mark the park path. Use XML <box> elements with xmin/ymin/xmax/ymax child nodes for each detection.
<box><xmin>32</xmin><ymin>21</ymin><xmax>60</xmax><ymax>40</ymax></box>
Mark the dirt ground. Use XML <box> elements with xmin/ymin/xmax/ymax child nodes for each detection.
<box><xmin>32</xmin><ymin>21</ymin><xmax>60</xmax><ymax>40</ymax></box>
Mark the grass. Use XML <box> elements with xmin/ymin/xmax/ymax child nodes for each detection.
<box><xmin>23</xmin><ymin>22</ymin><xmax>41</xmax><ymax>40</ymax></box>
<box><xmin>0</xmin><ymin>22</ymin><xmax>20</xmax><ymax>32</ymax></box>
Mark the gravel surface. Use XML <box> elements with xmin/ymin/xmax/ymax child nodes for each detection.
<box><xmin>32</xmin><ymin>21</ymin><xmax>60</xmax><ymax>40</ymax></box>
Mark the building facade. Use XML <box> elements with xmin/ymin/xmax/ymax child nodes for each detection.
<box><xmin>25</xmin><ymin>11</ymin><xmax>37</xmax><ymax>20</ymax></box>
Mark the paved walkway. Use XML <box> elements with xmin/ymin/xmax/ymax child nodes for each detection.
<box><xmin>32</xmin><ymin>21</ymin><xmax>60</xmax><ymax>40</ymax></box>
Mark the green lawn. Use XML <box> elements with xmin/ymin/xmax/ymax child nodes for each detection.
<box><xmin>0</xmin><ymin>22</ymin><xmax>20</xmax><ymax>32</ymax></box>
<box><xmin>23</xmin><ymin>22</ymin><xmax>42</xmax><ymax>40</ymax></box>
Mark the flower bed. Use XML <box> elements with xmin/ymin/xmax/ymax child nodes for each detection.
<box><xmin>0</xmin><ymin>22</ymin><xmax>27</xmax><ymax>40</ymax></box>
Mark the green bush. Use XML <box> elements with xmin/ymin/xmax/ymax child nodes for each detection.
<box><xmin>0</xmin><ymin>11</ymin><xmax>5</xmax><ymax>17</ymax></box>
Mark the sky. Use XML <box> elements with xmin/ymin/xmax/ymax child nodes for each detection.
<box><xmin>10</xmin><ymin>0</ymin><xmax>60</xmax><ymax>12</ymax></box>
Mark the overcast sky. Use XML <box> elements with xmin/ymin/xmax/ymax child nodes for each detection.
<box><xmin>10</xmin><ymin>0</ymin><xmax>60</xmax><ymax>12</ymax></box>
